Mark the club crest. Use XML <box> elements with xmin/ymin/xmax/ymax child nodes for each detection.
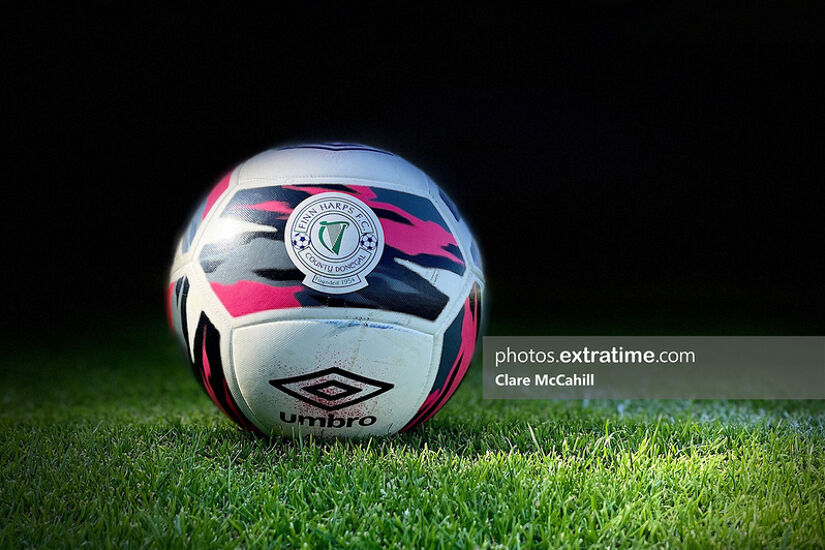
<box><xmin>285</xmin><ymin>191</ymin><xmax>384</xmax><ymax>294</ymax></box>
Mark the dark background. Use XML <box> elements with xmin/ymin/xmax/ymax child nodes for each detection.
<box><xmin>6</xmin><ymin>5</ymin><xmax>824</xmax><ymax>337</ymax></box>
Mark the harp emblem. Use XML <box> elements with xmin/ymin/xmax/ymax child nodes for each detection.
<box><xmin>318</xmin><ymin>221</ymin><xmax>349</xmax><ymax>255</ymax></box>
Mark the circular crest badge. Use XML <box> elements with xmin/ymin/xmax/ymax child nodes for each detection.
<box><xmin>284</xmin><ymin>191</ymin><xmax>385</xmax><ymax>294</ymax></box>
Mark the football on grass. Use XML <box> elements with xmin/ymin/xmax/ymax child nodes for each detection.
<box><xmin>167</xmin><ymin>143</ymin><xmax>485</xmax><ymax>437</ymax></box>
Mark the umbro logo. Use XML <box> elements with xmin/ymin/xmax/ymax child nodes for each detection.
<box><xmin>269</xmin><ymin>367</ymin><xmax>394</xmax><ymax>411</ymax></box>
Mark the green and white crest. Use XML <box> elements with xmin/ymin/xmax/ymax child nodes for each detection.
<box><xmin>285</xmin><ymin>191</ymin><xmax>384</xmax><ymax>294</ymax></box>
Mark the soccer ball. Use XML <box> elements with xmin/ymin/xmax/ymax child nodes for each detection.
<box><xmin>167</xmin><ymin>143</ymin><xmax>485</xmax><ymax>437</ymax></box>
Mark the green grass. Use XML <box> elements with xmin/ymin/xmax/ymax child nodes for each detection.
<box><xmin>2</xmin><ymin>321</ymin><xmax>824</xmax><ymax>549</ymax></box>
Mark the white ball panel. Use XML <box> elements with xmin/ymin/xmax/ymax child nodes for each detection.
<box><xmin>237</xmin><ymin>146</ymin><xmax>431</xmax><ymax>196</ymax></box>
<box><xmin>231</xmin><ymin>319</ymin><xmax>435</xmax><ymax>437</ymax></box>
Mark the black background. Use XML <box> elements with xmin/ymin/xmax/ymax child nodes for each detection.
<box><xmin>7</xmin><ymin>5</ymin><xmax>825</xmax><ymax>336</ymax></box>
